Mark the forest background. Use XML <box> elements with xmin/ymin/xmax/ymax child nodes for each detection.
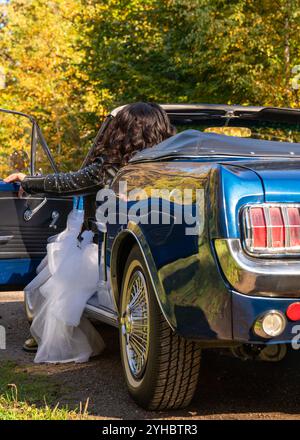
<box><xmin>0</xmin><ymin>0</ymin><xmax>299</xmax><ymax>171</ymax></box>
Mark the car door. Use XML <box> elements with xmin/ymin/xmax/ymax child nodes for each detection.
<box><xmin>0</xmin><ymin>109</ymin><xmax>72</xmax><ymax>291</ymax></box>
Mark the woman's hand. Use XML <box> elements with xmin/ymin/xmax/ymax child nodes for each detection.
<box><xmin>3</xmin><ymin>173</ymin><xmax>26</xmax><ymax>198</ymax></box>
<box><xmin>4</xmin><ymin>172</ymin><xmax>26</xmax><ymax>183</ymax></box>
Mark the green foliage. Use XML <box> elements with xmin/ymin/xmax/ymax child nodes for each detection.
<box><xmin>0</xmin><ymin>361</ymin><xmax>85</xmax><ymax>420</ymax></box>
<box><xmin>0</xmin><ymin>361</ymin><xmax>60</xmax><ymax>403</ymax></box>
<box><xmin>0</xmin><ymin>112</ymin><xmax>32</xmax><ymax>175</ymax></box>
<box><xmin>0</xmin><ymin>0</ymin><xmax>299</xmax><ymax>172</ymax></box>
<box><xmin>0</xmin><ymin>399</ymin><xmax>83</xmax><ymax>420</ymax></box>
<box><xmin>79</xmin><ymin>0</ymin><xmax>197</xmax><ymax>106</ymax></box>
<box><xmin>0</xmin><ymin>0</ymin><xmax>96</xmax><ymax>172</ymax></box>
<box><xmin>174</xmin><ymin>0</ymin><xmax>300</xmax><ymax>106</ymax></box>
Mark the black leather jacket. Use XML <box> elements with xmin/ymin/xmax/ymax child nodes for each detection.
<box><xmin>21</xmin><ymin>157</ymin><xmax>119</xmax><ymax>226</ymax></box>
<box><xmin>21</xmin><ymin>157</ymin><xmax>118</xmax><ymax>195</ymax></box>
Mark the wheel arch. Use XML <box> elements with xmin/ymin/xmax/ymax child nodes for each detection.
<box><xmin>110</xmin><ymin>222</ymin><xmax>175</xmax><ymax>331</ymax></box>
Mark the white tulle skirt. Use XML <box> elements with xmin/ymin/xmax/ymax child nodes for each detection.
<box><xmin>24</xmin><ymin>209</ymin><xmax>105</xmax><ymax>364</ymax></box>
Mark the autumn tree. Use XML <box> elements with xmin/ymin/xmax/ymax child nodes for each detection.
<box><xmin>0</xmin><ymin>0</ymin><xmax>299</xmax><ymax>176</ymax></box>
<box><xmin>169</xmin><ymin>0</ymin><xmax>300</xmax><ymax>106</ymax></box>
<box><xmin>78</xmin><ymin>0</ymin><xmax>197</xmax><ymax>109</ymax></box>
<box><xmin>0</xmin><ymin>0</ymin><xmax>97</xmax><ymax>172</ymax></box>
<box><xmin>79</xmin><ymin>0</ymin><xmax>299</xmax><ymax>109</ymax></box>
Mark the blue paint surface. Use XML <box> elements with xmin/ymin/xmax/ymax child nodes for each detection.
<box><xmin>0</xmin><ymin>258</ymin><xmax>41</xmax><ymax>287</ymax></box>
<box><xmin>217</xmin><ymin>164</ymin><xmax>264</xmax><ymax>238</ymax></box>
<box><xmin>0</xmin><ymin>181</ymin><xmax>19</xmax><ymax>192</ymax></box>
<box><xmin>232</xmin><ymin>290</ymin><xmax>300</xmax><ymax>344</ymax></box>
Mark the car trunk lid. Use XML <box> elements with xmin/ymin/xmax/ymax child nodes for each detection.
<box><xmin>226</xmin><ymin>159</ymin><xmax>300</xmax><ymax>203</ymax></box>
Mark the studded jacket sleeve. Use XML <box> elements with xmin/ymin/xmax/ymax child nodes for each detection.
<box><xmin>21</xmin><ymin>157</ymin><xmax>119</xmax><ymax>195</ymax></box>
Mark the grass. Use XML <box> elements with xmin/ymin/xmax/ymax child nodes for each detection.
<box><xmin>0</xmin><ymin>361</ymin><xmax>88</xmax><ymax>420</ymax></box>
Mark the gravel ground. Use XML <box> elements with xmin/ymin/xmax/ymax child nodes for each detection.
<box><xmin>1</xmin><ymin>291</ymin><xmax>300</xmax><ymax>420</ymax></box>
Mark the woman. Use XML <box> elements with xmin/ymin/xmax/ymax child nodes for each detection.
<box><xmin>5</xmin><ymin>102</ymin><xmax>175</xmax><ymax>363</ymax></box>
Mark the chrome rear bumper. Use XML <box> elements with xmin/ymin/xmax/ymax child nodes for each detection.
<box><xmin>215</xmin><ymin>238</ymin><xmax>300</xmax><ymax>297</ymax></box>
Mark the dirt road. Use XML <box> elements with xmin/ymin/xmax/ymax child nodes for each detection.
<box><xmin>1</xmin><ymin>291</ymin><xmax>300</xmax><ymax>420</ymax></box>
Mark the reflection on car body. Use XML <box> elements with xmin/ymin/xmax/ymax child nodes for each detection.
<box><xmin>1</xmin><ymin>104</ymin><xmax>300</xmax><ymax>410</ymax></box>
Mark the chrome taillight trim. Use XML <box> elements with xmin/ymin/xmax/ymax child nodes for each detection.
<box><xmin>242</xmin><ymin>203</ymin><xmax>300</xmax><ymax>257</ymax></box>
<box><xmin>215</xmin><ymin>238</ymin><xmax>300</xmax><ymax>297</ymax></box>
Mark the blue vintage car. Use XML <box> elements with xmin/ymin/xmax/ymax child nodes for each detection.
<box><xmin>1</xmin><ymin>104</ymin><xmax>300</xmax><ymax>410</ymax></box>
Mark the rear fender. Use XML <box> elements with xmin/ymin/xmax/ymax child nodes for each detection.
<box><xmin>109</xmin><ymin>161</ymin><xmax>234</xmax><ymax>341</ymax></box>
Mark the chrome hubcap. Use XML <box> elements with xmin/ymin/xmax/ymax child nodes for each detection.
<box><xmin>121</xmin><ymin>270</ymin><xmax>149</xmax><ymax>379</ymax></box>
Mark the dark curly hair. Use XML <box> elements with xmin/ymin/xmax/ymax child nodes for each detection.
<box><xmin>91</xmin><ymin>102</ymin><xmax>176</xmax><ymax>166</ymax></box>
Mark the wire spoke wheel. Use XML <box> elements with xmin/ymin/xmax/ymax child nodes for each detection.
<box><xmin>120</xmin><ymin>245</ymin><xmax>201</xmax><ymax>410</ymax></box>
<box><xmin>121</xmin><ymin>270</ymin><xmax>150</xmax><ymax>380</ymax></box>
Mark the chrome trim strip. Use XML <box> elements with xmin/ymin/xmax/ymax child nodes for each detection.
<box><xmin>0</xmin><ymin>235</ymin><xmax>14</xmax><ymax>242</ymax></box>
<box><xmin>263</xmin><ymin>206</ymin><xmax>272</xmax><ymax>248</ymax></box>
<box><xmin>244</xmin><ymin>206</ymin><xmax>253</xmax><ymax>249</ymax></box>
<box><xmin>84</xmin><ymin>304</ymin><xmax>118</xmax><ymax>327</ymax></box>
<box><xmin>282</xmin><ymin>206</ymin><xmax>291</xmax><ymax>248</ymax></box>
<box><xmin>0</xmin><ymin>196</ymin><xmax>72</xmax><ymax>202</ymax></box>
<box><xmin>215</xmin><ymin>238</ymin><xmax>300</xmax><ymax>297</ymax></box>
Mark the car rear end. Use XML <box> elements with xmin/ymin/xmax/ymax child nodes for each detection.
<box><xmin>214</xmin><ymin>160</ymin><xmax>300</xmax><ymax>346</ymax></box>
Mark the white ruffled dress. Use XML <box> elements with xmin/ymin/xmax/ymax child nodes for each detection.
<box><xmin>24</xmin><ymin>200</ymin><xmax>105</xmax><ymax>363</ymax></box>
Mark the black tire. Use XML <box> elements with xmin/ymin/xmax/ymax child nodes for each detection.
<box><xmin>119</xmin><ymin>244</ymin><xmax>201</xmax><ymax>410</ymax></box>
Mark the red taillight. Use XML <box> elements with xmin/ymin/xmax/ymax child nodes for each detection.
<box><xmin>286</xmin><ymin>303</ymin><xmax>300</xmax><ymax>321</ymax></box>
<box><xmin>244</xmin><ymin>205</ymin><xmax>300</xmax><ymax>255</ymax></box>
<box><xmin>249</xmin><ymin>207</ymin><xmax>267</xmax><ymax>248</ymax></box>
<box><xmin>287</xmin><ymin>207</ymin><xmax>300</xmax><ymax>247</ymax></box>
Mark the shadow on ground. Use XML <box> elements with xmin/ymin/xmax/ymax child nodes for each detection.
<box><xmin>1</xmin><ymin>292</ymin><xmax>300</xmax><ymax>420</ymax></box>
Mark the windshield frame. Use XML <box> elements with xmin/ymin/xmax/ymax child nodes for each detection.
<box><xmin>0</xmin><ymin>108</ymin><xmax>58</xmax><ymax>175</ymax></box>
